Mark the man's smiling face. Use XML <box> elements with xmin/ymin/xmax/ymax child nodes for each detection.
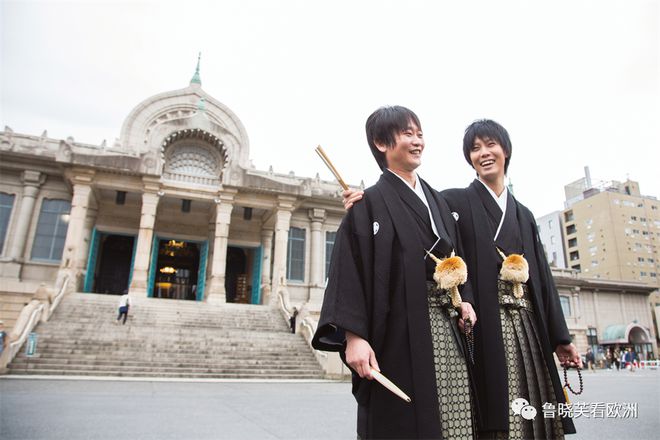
<box><xmin>377</xmin><ymin>121</ymin><xmax>425</xmax><ymax>173</ymax></box>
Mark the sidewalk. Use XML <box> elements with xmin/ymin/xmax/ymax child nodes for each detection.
<box><xmin>0</xmin><ymin>378</ymin><xmax>355</xmax><ymax>440</ymax></box>
<box><xmin>2</xmin><ymin>370</ymin><xmax>658</xmax><ymax>439</ymax></box>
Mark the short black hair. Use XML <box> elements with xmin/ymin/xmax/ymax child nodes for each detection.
<box><xmin>366</xmin><ymin>106</ymin><xmax>422</xmax><ymax>170</ymax></box>
<box><xmin>462</xmin><ymin>119</ymin><xmax>512</xmax><ymax>174</ymax></box>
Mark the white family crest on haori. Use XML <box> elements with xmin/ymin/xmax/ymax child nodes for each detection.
<box><xmin>452</xmin><ymin>211</ymin><xmax>460</xmax><ymax>221</ymax></box>
<box><xmin>373</xmin><ymin>221</ymin><xmax>380</xmax><ymax>235</ymax></box>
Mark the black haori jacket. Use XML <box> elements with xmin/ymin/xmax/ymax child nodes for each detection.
<box><xmin>313</xmin><ymin>171</ymin><xmax>473</xmax><ymax>439</ymax></box>
<box><xmin>442</xmin><ymin>180</ymin><xmax>576</xmax><ymax>435</ymax></box>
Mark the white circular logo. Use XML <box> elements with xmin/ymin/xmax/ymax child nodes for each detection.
<box><xmin>511</xmin><ymin>398</ymin><xmax>529</xmax><ymax>415</ymax></box>
<box><xmin>452</xmin><ymin>211</ymin><xmax>460</xmax><ymax>221</ymax></box>
<box><xmin>373</xmin><ymin>222</ymin><xmax>380</xmax><ymax>235</ymax></box>
<box><xmin>520</xmin><ymin>405</ymin><xmax>538</xmax><ymax>420</ymax></box>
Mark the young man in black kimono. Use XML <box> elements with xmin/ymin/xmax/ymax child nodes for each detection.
<box><xmin>441</xmin><ymin>120</ymin><xmax>580</xmax><ymax>439</ymax></box>
<box><xmin>344</xmin><ymin>119</ymin><xmax>582</xmax><ymax>439</ymax></box>
<box><xmin>312</xmin><ymin>106</ymin><xmax>477</xmax><ymax>439</ymax></box>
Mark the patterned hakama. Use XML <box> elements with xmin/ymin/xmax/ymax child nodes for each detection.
<box><xmin>427</xmin><ymin>283</ymin><xmax>474</xmax><ymax>439</ymax></box>
<box><xmin>492</xmin><ymin>279</ymin><xmax>564</xmax><ymax>440</ymax></box>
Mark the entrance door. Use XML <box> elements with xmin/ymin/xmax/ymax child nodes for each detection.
<box><xmin>93</xmin><ymin>234</ymin><xmax>135</xmax><ymax>294</ymax></box>
<box><xmin>225</xmin><ymin>247</ymin><xmax>246</xmax><ymax>303</ymax></box>
<box><xmin>225</xmin><ymin>246</ymin><xmax>261</xmax><ymax>304</ymax></box>
<box><xmin>151</xmin><ymin>239</ymin><xmax>200</xmax><ymax>301</ymax></box>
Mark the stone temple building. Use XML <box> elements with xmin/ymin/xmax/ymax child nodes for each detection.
<box><xmin>0</xmin><ymin>63</ymin><xmax>347</xmax><ymax>328</ymax></box>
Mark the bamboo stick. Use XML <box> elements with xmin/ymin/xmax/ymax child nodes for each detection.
<box><xmin>371</xmin><ymin>369</ymin><xmax>412</xmax><ymax>403</ymax></box>
<box><xmin>315</xmin><ymin>145</ymin><xmax>349</xmax><ymax>190</ymax></box>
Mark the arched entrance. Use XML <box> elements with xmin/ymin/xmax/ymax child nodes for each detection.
<box><xmin>628</xmin><ymin>326</ymin><xmax>650</xmax><ymax>344</ymax></box>
<box><xmin>225</xmin><ymin>245</ymin><xmax>262</xmax><ymax>304</ymax></box>
<box><xmin>84</xmin><ymin>229</ymin><xmax>136</xmax><ymax>295</ymax></box>
<box><xmin>225</xmin><ymin>247</ymin><xmax>246</xmax><ymax>303</ymax></box>
<box><xmin>148</xmin><ymin>237</ymin><xmax>208</xmax><ymax>301</ymax></box>
<box><xmin>602</xmin><ymin>323</ymin><xmax>654</xmax><ymax>360</ymax></box>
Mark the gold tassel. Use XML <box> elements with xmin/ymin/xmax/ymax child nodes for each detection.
<box><xmin>513</xmin><ymin>283</ymin><xmax>524</xmax><ymax>299</ymax></box>
<box><xmin>427</xmin><ymin>250</ymin><xmax>467</xmax><ymax>309</ymax></box>
<box><xmin>497</xmin><ymin>247</ymin><xmax>529</xmax><ymax>296</ymax></box>
<box><xmin>449</xmin><ymin>286</ymin><xmax>463</xmax><ymax>308</ymax></box>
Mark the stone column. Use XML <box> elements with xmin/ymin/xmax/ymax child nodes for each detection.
<box><xmin>571</xmin><ymin>286</ymin><xmax>581</xmax><ymax>319</ymax></box>
<box><xmin>72</xmin><ymin>206</ymin><xmax>98</xmax><ymax>291</ymax></box>
<box><xmin>592</xmin><ymin>289</ymin><xmax>601</xmax><ymax>329</ymax></box>
<box><xmin>9</xmin><ymin>171</ymin><xmax>45</xmax><ymax>262</ymax></box>
<box><xmin>269</xmin><ymin>196</ymin><xmax>295</xmax><ymax>305</ymax></box>
<box><xmin>60</xmin><ymin>181</ymin><xmax>94</xmax><ymax>291</ymax></box>
<box><xmin>260</xmin><ymin>228</ymin><xmax>274</xmax><ymax>303</ymax></box>
<box><xmin>207</xmin><ymin>192</ymin><xmax>235</xmax><ymax>304</ymax></box>
<box><xmin>308</xmin><ymin>208</ymin><xmax>326</xmax><ymax>306</ymax></box>
<box><xmin>618</xmin><ymin>290</ymin><xmax>626</xmax><ymax>323</ymax></box>
<box><xmin>78</xmin><ymin>207</ymin><xmax>98</xmax><ymax>274</ymax></box>
<box><xmin>129</xmin><ymin>191</ymin><xmax>160</xmax><ymax>296</ymax></box>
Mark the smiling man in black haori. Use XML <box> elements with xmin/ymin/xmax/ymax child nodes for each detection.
<box><xmin>313</xmin><ymin>106</ymin><xmax>476</xmax><ymax>439</ymax></box>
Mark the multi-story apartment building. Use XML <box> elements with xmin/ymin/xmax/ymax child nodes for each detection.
<box><xmin>561</xmin><ymin>179</ymin><xmax>659</xmax><ymax>287</ymax></box>
<box><xmin>537</xmin><ymin>170</ymin><xmax>660</xmax><ymax>353</ymax></box>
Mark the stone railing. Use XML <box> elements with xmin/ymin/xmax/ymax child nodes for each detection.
<box><xmin>276</xmin><ymin>284</ymin><xmax>348</xmax><ymax>379</ymax></box>
<box><xmin>0</xmin><ymin>276</ymin><xmax>69</xmax><ymax>373</ymax></box>
<box><xmin>298</xmin><ymin>317</ymin><xmax>326</xmax><ymax>358</ymax></box>
<box><xmin>277</xmin><ymin>283</ymin><xmax>294</xmax><ymax>323</ymax></box>
<box><xmin>49</xmin><ymin>275</ymin><xmax>70</xmax><ymax>316</ymax></box>
<box><xmin>298</xmin><ymin>315</ymin><xmax>348</xmax><ymax>379</ymax></box>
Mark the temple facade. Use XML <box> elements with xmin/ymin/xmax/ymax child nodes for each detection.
<box><xmin>0</xmin><ymin>65</ymin><xmax>346</xmax><ymax>325</ymax></box>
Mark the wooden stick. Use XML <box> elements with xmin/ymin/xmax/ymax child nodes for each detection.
<box><xmin>371</xmin><ymin>369</ymin><xmax>412</xmax><ymax>403</ymax></box>
<box><xmin>315</xmin><ymin>145</ymin><xmax>349</xmax><ymax>190</ymax></box>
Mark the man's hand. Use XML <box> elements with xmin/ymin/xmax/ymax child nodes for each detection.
<box><xmin>345</xmin><ymin>331</ymin><xmax>379</xmax><ymax>379</ymax></box>
<box><xmin>342</xmin><ymin>189</ymin><xmax>364</xmax><ymax>210</ymax></box>
<box><xmin>458</xmin><ymin>302</ymin><xmax>477</xmax><ymax>333</ymax></box>
<box><xmin>556</xmin><ymin>343</ymin><xmax>583</xmax><ymax>368</ymax></box>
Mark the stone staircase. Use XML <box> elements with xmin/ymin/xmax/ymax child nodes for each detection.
<box><xmin>7</xmin><ymin>292</ymin><xmax>325</xmax><ymax>379</ymax></box>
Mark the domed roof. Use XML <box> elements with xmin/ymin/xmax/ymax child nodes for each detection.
<box><xmin>118</xmin><ymin>58</ymin><xmax>250</xmax><ymax>172</ymax></box>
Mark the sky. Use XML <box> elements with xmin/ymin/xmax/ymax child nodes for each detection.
<box><xmin>1</xmin><ymin>0</ymin><xmax>658</xmax><ymax>217</ymax></box>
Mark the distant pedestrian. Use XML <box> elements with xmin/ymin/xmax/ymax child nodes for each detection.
<box><xmin>624</xmin><ymin>348</ymin><xmax>636</xmax><ymax>372</ymax></box>
<box><xmin>612</xmin><ymin>346</ymin><xmax>621</xmax><ymax>371</ymax></box>
<box><xmin>586</xmin><ymin>347</ymin><xmax>596</xmax><ymax>371</ymax></box>
<box><xmin>289</xmin><ymin>308</ymin><xmax>298</xmax><ymax>334</ymax></box>
<box><xmin>605</xmin><ymin>348</ymin><xmax>612</xmax><ymax>369</ymax></box>
<box><xmin>117</xmin><ymin>291</ymin><xmax>131</xmax><ymax>325</ymax></box>
<box><xmin>0</xmin><ymin>321</ymin><xmax>8</xmax><ymax>355</ymax></box>
<box><xmin>621</xmin><ymin>349</ymin><xmax>628</xmax><ymax>371</ymax></box>
<box><xmin>631</xmin><ymin>349</ymin><xmax>639</xmax><ymax>370</ymax></box>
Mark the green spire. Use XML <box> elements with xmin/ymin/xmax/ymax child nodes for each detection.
<box><xmin>190</xmin><ymin>52</ymin><xmax>201</xmax><ymax>85</ymax></box>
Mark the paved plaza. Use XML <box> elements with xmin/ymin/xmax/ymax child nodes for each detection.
<box><xmin>1</xmin><ymin>369</ymin><xmax>658</xmax><ymax>439</ymax></box>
